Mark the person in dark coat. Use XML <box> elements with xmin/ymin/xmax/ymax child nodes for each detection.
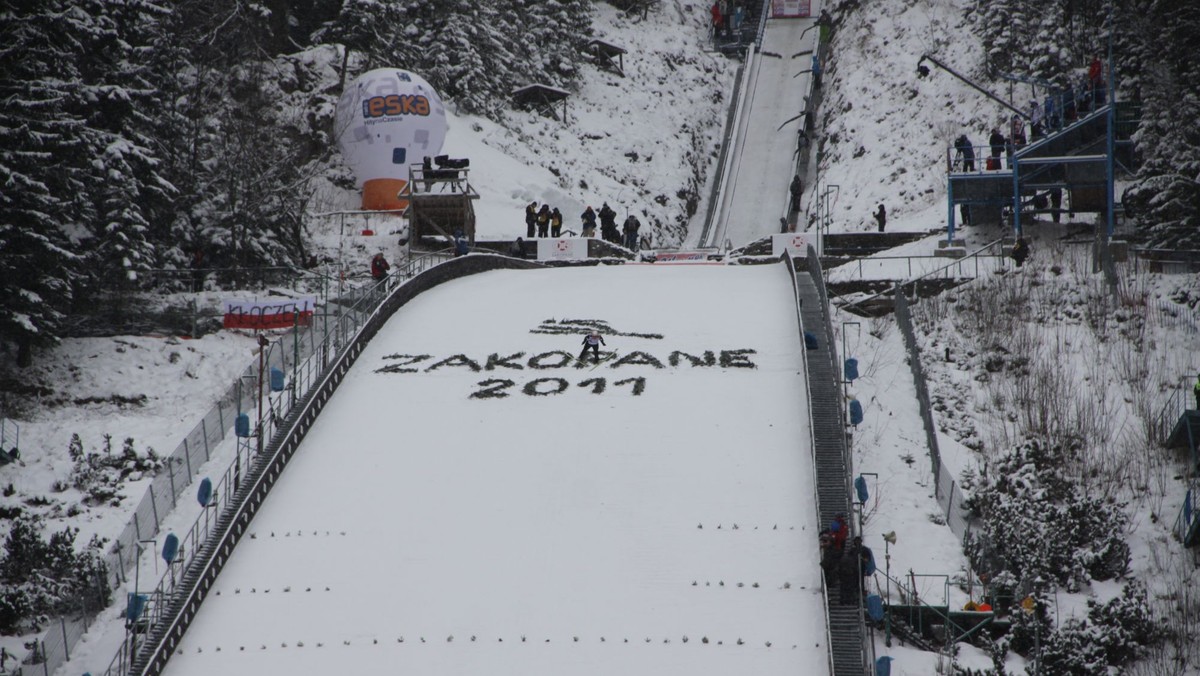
<box><xmin>1011</xmin><ymin>236</ymin><xmax>1030</xmax><ymax>267</ymax></box>
<box><xmin>789</xmin><ymin>175</ymin><xmax>803</xmax><ymax>213</ymax></box>
<box><xmin>535</xmin><ymin>204</ymin><xmax>550</xmax><ymax>237</ymax></box>
<box><xmin>1050</xmin><ymin>188</ymin><xmax>1062</xmax><ymax>223</ymax></box>
<box><xmin>549</xmin><ymin>207</ymin><xmax>563</xmax><ymax>237</ymax></box>
<box><xmin>988</xmin><ymin>127</ymin><xmax>1005</xmax><ymax>168</ymax></box>
<box><xmin>622</xmin><ymin>214</ymin><xmax>640</xmax><ymax>250</ymax></box>
<box><xmin>580</xmin><ymin>206</ymin><xmax>597</xmax><ymax>237</ymax></box>
<box><xmin>453</xmin><ymin>231</ymin><xmax>470</xmax><ymax>257</ymax></box>
<box><xmin>525</xmin><ymin>201</ymin><xmax>538</xmax><ymax>238</ymax></box>
<box><xmin>370</xmin><ymin>253</ymin><xmax>390</xmax><ymax>281</ymax></box>
<box><xmin>1193</xmin><ymin>373</ymin><xmax>1200</xmax><ymax>409</ymax></box>
<box><xmin>598</xmin><ymin>203</ymin><xmax>617</xmax><ymax>233</ymax></box>
<box><xmin>873</xmin><ymin>204</ymin><xmax>886</xmax><ymax>232</ymax></box>
<box><xmin>819</xmin><ymin>529</ymin><xmax>838</xmax><ymax>586</ymax></box>
<box><xmin>953</xmin><ymin>134</ymin><xmax>975</xmax><ymax>172</ymax></box>
<box><xmin>853</xmin><ymin>536</ymin><xmax>875</xmax><ymax>581</ymax></box>
<box><xmin>508</xmin><ymin>237</ymin><xmax>526</xmax><ymax>259</ymax></box>
<box><xmin>838</xmin><ymin>540</ymin><xmax>861</xmax><ymax>604</ymax></box>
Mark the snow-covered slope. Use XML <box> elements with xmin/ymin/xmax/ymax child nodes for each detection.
<box><xmin>153</xmin><ymin>264</ymin><xmax>826</xmax><ymax>676</ymax></box>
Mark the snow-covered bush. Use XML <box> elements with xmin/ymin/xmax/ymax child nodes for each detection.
<box><xmin>69</xmin><ymin>435</ymin><xmax>163</xmax><ymax>507</ymax></box>
<box><xmin>962</xmin><ymin>440</ymin><xmax>1131</xmax><ymax>590</ymax></box>
<box><xmin>0</xmin><ymin>516</ymin><xmax>110</xmax><ymax>634</ymax></box>
<box><xmin>1035</xmin><ymin>582</ymin><xmax>1158</xmax><ymax>674</ymax></box>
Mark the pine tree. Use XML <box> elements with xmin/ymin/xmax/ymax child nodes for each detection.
<box><xmin>0</xmin><ymin>0</ymin><xmax>90</xmax><ymax>366</ymax></box>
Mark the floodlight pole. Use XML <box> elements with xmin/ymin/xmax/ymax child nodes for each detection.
<box><xmin>256</xmin><ymin>334</ymin><xmax>269</xmax><ymax>455</ymax></box>
<box><xmin>884</xmin><ymin>536</ymin><xmax>892</xmax><ymax>647</ymax></box>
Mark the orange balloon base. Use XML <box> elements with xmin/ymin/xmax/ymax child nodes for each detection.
<box><xmin>362</xmin><ymin>178</ymin><xmax>409</xmax><ymax>212</ymax></box>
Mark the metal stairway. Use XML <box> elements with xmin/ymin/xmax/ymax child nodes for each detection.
<box><xmin>796</xmin><ymin>253</ymin><xmax>868</xmax><ymax>676</ymax></box>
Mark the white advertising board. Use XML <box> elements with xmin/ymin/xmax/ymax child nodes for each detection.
<box><xmin>536</xmin><ymin>238</ymin><xmax>589</xmax><ymax>261</ymax></box>
<box><xmin>771</xmin><ymin>233</ymin><xmax>821</xmax><ymax>258</ymax></box>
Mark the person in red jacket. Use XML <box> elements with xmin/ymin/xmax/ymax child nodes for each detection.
<box><xmin>370</xmin><ymin>253</ymin><xmax>390</xmax><ymax>281</ymax></box>
<box><xmin>710</xmin><ymin>1</ymin><xmax>724</xmax><ymax>36</ymax></box>
<box><xmin>829</xmin><ymin>513</ymin><xmax>849</xmax><ymax>552</ymax></box>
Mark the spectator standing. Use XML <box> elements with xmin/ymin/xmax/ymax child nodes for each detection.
<box><xmin>623</xmin><ymin>213</ymin><xmax>641</xmax><ymax>250</ymax></box>
<box><xmin>1029</xmin><ymin>101</ymin><xmax>1044</xmax><ymax>140</ymax></box>
<box><xmin>988</xmin><ymin>127</ymin><xmax>1006</xmax><ymax>169</ymax></box>
<box><xmin>453</xmin><ymin>230</ymin><xmax>470</xmax><ymax>257</ymax></box>
<box><xmin>953</xmin><ymin>134</ymin><xmax>975</xmax><ymax>172</ymax></box>
<box><xmin>1009</xmin><ymin>114</ymin><xmax>1026</xmax><ymax>148</ymax></box>
<box><xmin>525</xmin><ymin>201</ymin><xmax>538</xmax><ymax>238</ymax></box>
<box><xmin>1088</xmin><ymin>55</ymin><xmax>1103</xmax><ymax>90</ymax></box>
<box><xmin>580</xmin><ymin>206</ymin><xmax>598</xmax><ymax>237</ymax></box>
<box><xmin>873</xmin><ymin>204</ymin><xmax>886</xmax><ymax>232</ymax></box>
<box><xmin>732</xmin><ymin>2</ymin><xmax>745</xmax><ymax>32</ymax></box>
<box><xmin>838</xmin><ymin>539</ymin><xmax>861</xmax><ymax>604</ymax></box>
<box><xmin>789</xmin><ymin>175</ymin><xmax>803</xmax><ymax>213</ymax></box>
<box><xmin>829</xmin><ymin>513</ymin><xmax>849</xmax><ymax>553</ymax></box>
<box><xmin>1050</xmin><ymin>188</ymin><xmax>1063</xmax><ymax>223</ymax></box>
<box><xmin>508</xmin><ymin>237</ymin><xmax>526</xmax><ymax>259</ymax></box>
<box><xmin>710</xmin><ymin>1</ymin><xmax>723</xmax><ymax>36</ymax></box>
<box><xmin>819</xmin><ymin>530</ymin><xmax>838</xmax><ymax>586</ymax></box>
<box><xmin>370</xmin><ymin>253</ymin><xmax>390</xmax><ymax>281</ymax></box>
<box><xmin>1194</xmin><ymin>373</ymin><xmax>1200</xmax><ymax>409</ymax></box>
<box><xmin>535</xmin><ymin>204</ymin><xmax>550</xmax><ymax>237</ymax></box>
<box><xmin>550</xmin><ymin>207</ymin><xmax>563</xmax><ymax>237</ymax></box>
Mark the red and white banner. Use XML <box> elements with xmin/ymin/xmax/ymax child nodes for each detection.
<box><xmin>537</xmin><ymin>238</ymin><xmax>588</xmax><ymax>261</ymax></box>
<box><xmin>771</xmin><ymin>0</ymin><xmax>811</xmax><ymax>18</ymax></box>
<box><xmin>655</xmin><ymin>251</ymin><xmax>710</xmax><ymax>263</ymax></box>
<box><xmin>772</xmin><ymin>233</ymin><xmax>821</xmax><ymax>257</ymax></box>
<box><xmin>222</xmin><ymin>297</ymin><xmax>316</xmax><ymax>330</ymax></box>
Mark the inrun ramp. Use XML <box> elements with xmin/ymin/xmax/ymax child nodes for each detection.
<box><xmin>711</xmin><ymin>13</ymin><xmax>819</xmax><ymax>248</ymax></box>
<box><xmin>161</xmin><ymin>264</ymin><xmax>828</xmax><ymax>676</ymax></box>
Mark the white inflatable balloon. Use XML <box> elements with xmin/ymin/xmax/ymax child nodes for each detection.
<box><xmin>335</xmin><ymin>68</ymin><xmax>448</xmax><ymax>211</ymax></box>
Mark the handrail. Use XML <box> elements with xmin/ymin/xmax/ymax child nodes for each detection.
<box><xmin>837</xmin><ymin>238</ymin><xmax>1005</xmax><ymax>313</ymax></box>
<box><xmin>780</xmin><ymin>251</ymin><xmax>837</xmax><ymax>676</ymax></box>
<box><xmin>109</xmin><ymin>256</ymin><xmax>544</xmax><ymax>676</ymax></box>
<box><xmin>874</xmin><ymin>569</ymin><xmax>996</xmax><ymax>645</ymax></box>
<box><xmin>700</xmin><ymin>50</ymin><xmax>756</xmax><ymax>249</ymax></box>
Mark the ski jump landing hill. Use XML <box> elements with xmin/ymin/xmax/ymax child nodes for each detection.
<box><xmin>155</xmin><ymin>260</ymin><xmax>829</xmax><ymax>676</ymax></box>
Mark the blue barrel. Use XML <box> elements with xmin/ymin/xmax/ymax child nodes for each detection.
<box><xmin>197</xmin><ymin>477</ymin><xmax>213</xmax><ymax>507</ymax></box>
<box><xmin>849</xmin><ymin>399</ymin><xmax>864</xmax><ymax>426</ymax></box>
<box><xmin>844</xmin><ymin>357</ymin><xmax>859</xmax><ymax>381</ymax></box>
<box><xmin>269</xmin><ymin>366</ymin><xmax>285</xmax><ymax>392</ymax></box>
<box><xmin>854</xmin><ymin>475</ymin><xmax>869</xmax><ymax>503</ymax></box>
<box><xmin>161</xmin><ymin>533</ymin><xmax>180</xmax><ymax>565</ymax></box>
<box><xmin>126</xmin><ymin>593</ymin><xmax>148</xmax><ymax>621</ymax></box>
<box><xmin>866</xmin><ymin>594</ymin><xmax>884</xmax><ymax>622</ymax></box>
<box><xmin>875</xmin><ymin>656</ymin><xmax>893</xmax><ymax>676</ymax></box>
<box><xmin>235</xmin><ymin>413</ymin><xmax>250</xmax><ymax>438</ymax></box>
<box><xmin>804</xmin><ymin>331</ymin><xmax>818</xmax><ymax>350</ymax></box>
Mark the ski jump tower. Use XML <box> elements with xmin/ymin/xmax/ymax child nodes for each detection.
<box><xmin>404</xmin><ymin>156</ymin><xmax>480</xmax><ymax>249</ymax></box>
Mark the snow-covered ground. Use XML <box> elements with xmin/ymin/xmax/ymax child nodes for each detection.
<box><xmin>74</xmin><ymin>264</ymin><xmax>828</xmax><ymax>676</ymax></box>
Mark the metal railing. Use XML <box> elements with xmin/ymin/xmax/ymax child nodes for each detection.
<box><xmin>827</xmin><ymin>252</ymin><xmax>1005</xmax><ymax>283</ymax></box>
<box><xmin>96</xmin><ymin>253</ymin><xmax>526</xmax><ymax>676</ymax></box>
<box><xmin>96</xmin><ymin>276</ymin><xmax>397</xmax><ymax>676</ymax></box>
<box><xmin>836</xmin><ymin>238</ymin><xmax>1004</xmax><ymax>314</ymax></box>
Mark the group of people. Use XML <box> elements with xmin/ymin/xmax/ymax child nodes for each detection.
<box><xmin>525</xmin><ymin>201</ymin><xmax>565</xmax><ymax>238</ymax></box>
<box><xmin>710</xmin><ymin>0</ymin><xmax>748</xmax><ymax>38</ymax></box>
<box><xmin>955</xmin><ymin>57</ymin><xmax>1109</xmax><ymax>175</ymax></box>
<box><xmin>573</xmin><ymin>203</ymin><xmax>644</xmax><ymax>249</ymax></box>
<box><xmin>819</xmin><ymin>513</ymin><xmax>875</xmax><ymax>605</ymax></box>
